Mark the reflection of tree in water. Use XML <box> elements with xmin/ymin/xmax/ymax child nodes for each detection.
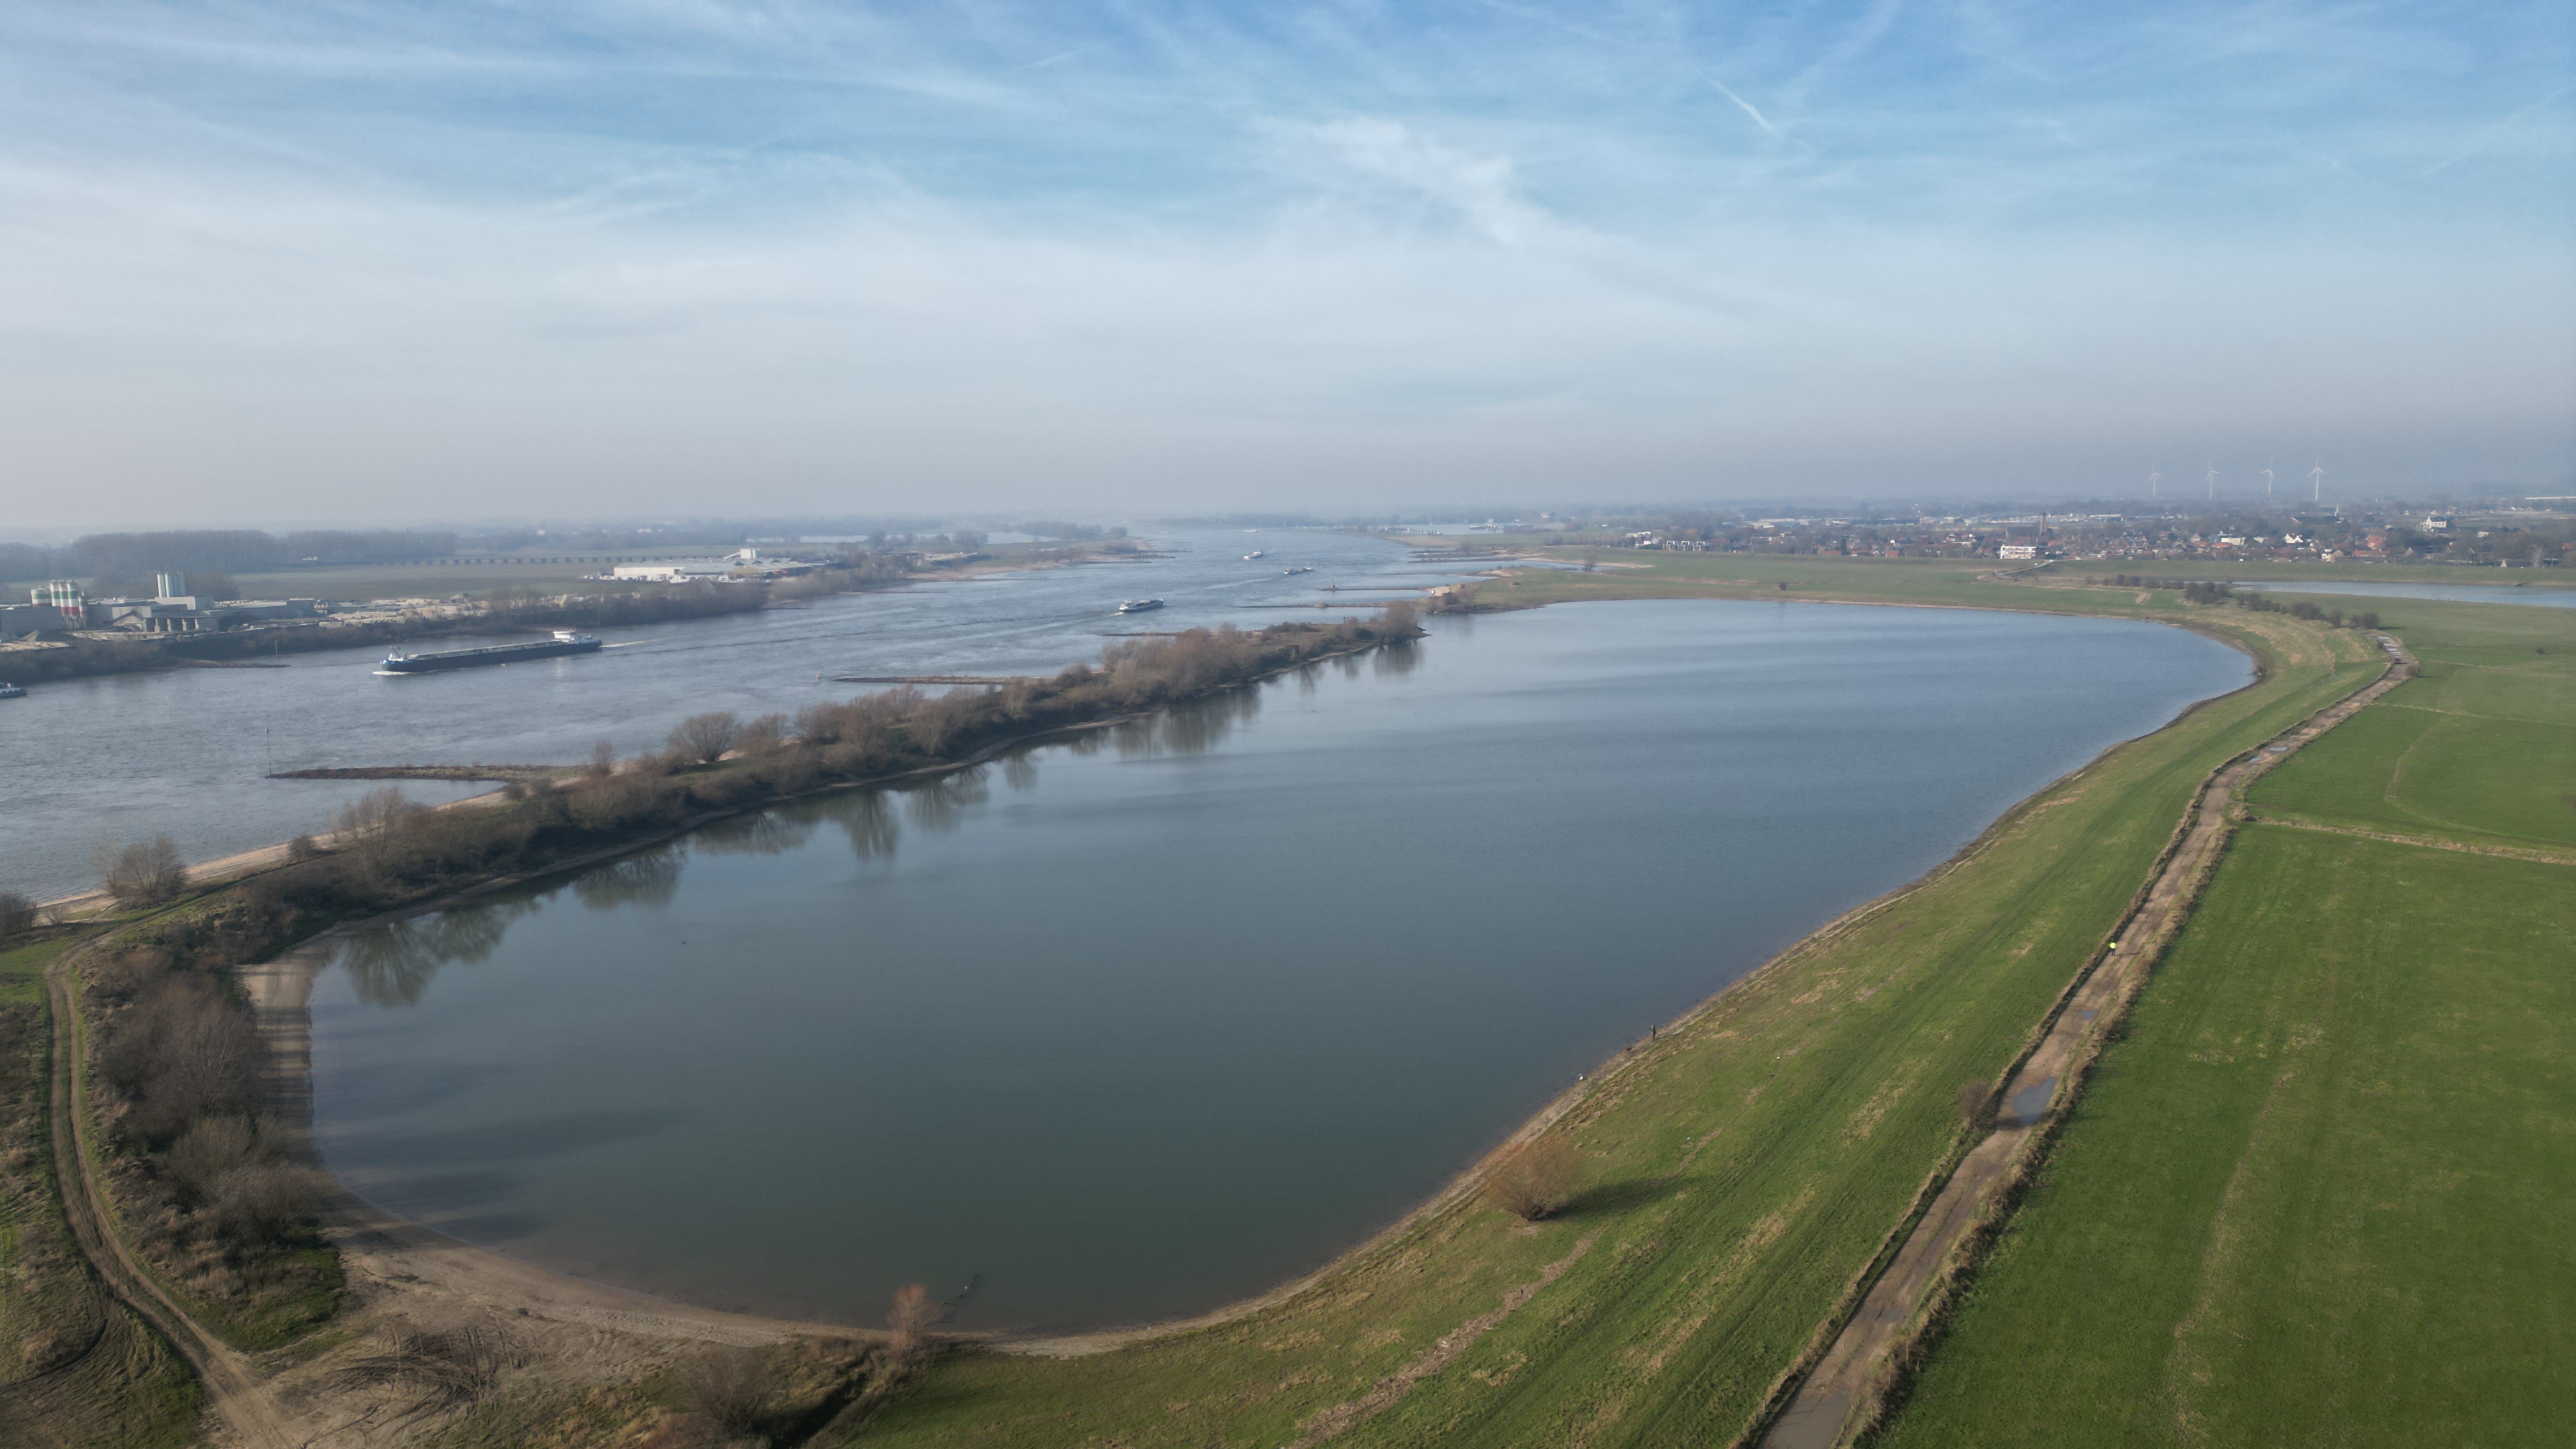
<box><xmin>829</xmin><ymin>790</ymin><xmax>901</xmax><ymax>862</ymax></box>
<box><xmin>571</xmin><ymin>845</ymin><xmax>686</xmax><ymax>910</ymax></box>
<box><xmin>693</xmin><ymin>809</ymin><xmax>817</xmax><ymax>857</ymax></box>
<box><xmin>902</xmin><ymin>767</ymin><xmax>989</xmax><ymax>834</ymax></box>
<box><xmin>337</xmin><ymin>898</ymin><xmax>537</xmax><ymax>1007</ymax></box>
<box><xmin>1002</xmin><ymin>749</ymin><xmax>1040</xmax><ymax>793</ymax></box>
<box><xmin>1112</xmin><ymin>687</ymin><xmax>1262</xmax><ymax>758</ymax></box>
<box><xmin>1372</xmin><ymin>638</ymin><xmax>1420</xmax><ymax>677</ymax></box>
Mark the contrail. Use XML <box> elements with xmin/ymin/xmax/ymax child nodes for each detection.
<box><xmin>1700</xmin><ymin>72</ymin><xmax>1781</xmax><ymax>136</ymax></box>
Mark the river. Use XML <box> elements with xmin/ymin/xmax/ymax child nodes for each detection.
<box><xmin>298</xmin><ymin>599</ymin><xmax>2251</xmax><ymax>1332</ymax></box>
<box><xmin>1</xmin><ymin>528</ymin><xmax>1474</xmax><ymax>901</ymax></box>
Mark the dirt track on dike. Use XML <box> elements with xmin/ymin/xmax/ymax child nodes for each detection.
<box><xmin>44</xmin><ymin>946</ymin><xmax>296</xmax><ymax>1449</ymax></box>
<box><xmin>1754</xmin><ymin>632</ymin><xmax>2415</xmax><ymax>1449</ymax></box>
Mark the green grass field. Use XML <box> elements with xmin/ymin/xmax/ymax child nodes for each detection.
<box><xmin>835</xmin><ymin>579</ymin><xmax>2380</xmax><ymax>1448</ymax></box>
<box><xmin>1874</xmin><ymin>594</ymin><xmax>2575</xmax><ymax>1448</ymax></box>
<box><xmin>2247</xmin><ymin>602</ymin><xmax>2576</xmax><ymax>850</ymax></box>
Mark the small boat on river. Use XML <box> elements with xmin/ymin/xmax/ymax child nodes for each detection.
<box><xmin>0</xmin><ymin>682</ymin><xmax>24</xmax><ymax>699</ymax></box>
<box><xmin>377</xmin><ymin>630</ymin><xmax>603</xmax><ymax>675</ymax></box>
<box><xmin>1243</xmin><ymin>550</ymin><xmax>1267</xmax><ymax>560</ymax></box>
<box><xmin>1282</xmin><ymin>565</ymin><xmax>1314</xmax><ymax>575</ymax></box>
<box><xmin>1116</xmin><ymin>598</ymin><xmax>1167</xmax><ymax>615</ymax></box>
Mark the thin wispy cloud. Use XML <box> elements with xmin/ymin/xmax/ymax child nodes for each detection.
<box><xmin>0</xmin><ymin>1</ymin><xmax>2566</xmax><ymax>525</ymax></box>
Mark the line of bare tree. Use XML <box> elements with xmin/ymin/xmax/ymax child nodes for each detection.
<box><xmin>217</xmin><ymin>609</ymin><xmax>1421</xmax><ymax>938</ymax></box>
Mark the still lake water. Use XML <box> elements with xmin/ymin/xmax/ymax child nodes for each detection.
<box><xmin>0</xmin><ymin>529</ymin><xmax>1468</xmax><ymax>900</ymax></box>
<box><xmin>305</xmin><ymin>601</ymin><xmax>2250</xmax><ymax>1331</ymax></box>
<box><xmin>2225</xmin><ymin>580</ymin><xmax>2576</xmax><ymax>609</ymax></box>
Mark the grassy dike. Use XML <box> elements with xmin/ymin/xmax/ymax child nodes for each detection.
<box><xmin>1871</xmin><ymin>594</ymin><xmax>2575</xmax><ymax>1448</ymax></box>
<box><xmin>849</xmin><ymin>558</ymin><xmax>2382</xmax><ymax>1448</ymax></box>
<box><xmin>0</xmin><ymin>937</ymin><xmax>204</xmax><ymax>1448</ymax></box>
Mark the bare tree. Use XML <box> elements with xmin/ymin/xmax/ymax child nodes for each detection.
<box><xmin>733</xmin><ymin>712</ymin><xmax>790</xmax><ymax>756</ymax></box>
<box><xmin>95</xmin><ymin>836</ymin><xmax>187</xmax><ymax>904</ymax></box>
<box><xmin>1482</xmin><ymin>1137</ymin><xmax>1580</xmax><ymax>1222</ymax></box>
<box><xmin>0</xmin><ymin>890</ymin><xmax>36</xmax><ymax>939</ymax></box>
<box><xmin>668</xmin><ymin>712</ymin><xmax>743</xmax><ymax>766</ymax></box>
<box><xmin>887</xmin><ymin>1283</ymin><xmax>942</xmax><ymax>1368</ymax></box>
<box><xmin>332</xmin><ymin>786</ymin><xmax>429</xmax><ymax>880</ymax></box>
<box><xmin>588</xmin><ymin>739</ymin><xmax>617</xmax><ymax>778</ymax></box>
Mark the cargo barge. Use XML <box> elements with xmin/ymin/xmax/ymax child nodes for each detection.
<box><xmin>377</xmin><ymin>631</ymin><xmax>602</xmax><ymax>675</ymax></box>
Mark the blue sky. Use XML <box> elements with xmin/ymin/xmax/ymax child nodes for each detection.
<box><xmin>2</xmin><ymin>2</ymin><xmax>2569</xmax><ymax>523</ymax></box>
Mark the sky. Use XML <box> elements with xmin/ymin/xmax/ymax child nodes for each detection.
<box><xmin>1</xmin><ymin>1</ymin><xmax>2570</xmax><ymax>526</ymax></box>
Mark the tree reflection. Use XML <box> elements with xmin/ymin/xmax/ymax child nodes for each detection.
<box><xmin>1110</xmin><ymin>687</ymin><xmax>1261</xmax><ymax>758</ymax></box>
<box><xmin>693</xmin><ymin>809</ymin><xmax>818</xmax><ymax>857</ymax></box>
<box><xmin>902</xmin><ymin>767</ymin><xmax>989</xmax><ymax>834</ymax></box>
<box><xmin>1372</xmin><ymin>638</ymin><xmax>1420</xmax><ymax>677</ymax></box>
<box><xmin>571</xmin><ymin>845</ymin><xmax>686</xmax><ymax>910</ymax></box>
<box><xmin>335</xmin><ymin>898</ymin><xmax>537</xmax><ymax>1007</ymax></box>
<box><xmin>831</xmin><ymin>790</ymin><xmax>901</xmax><ymax>863</ymax></box>
<box><xmin>1002</xmin><ymin>749</ymin><xmax>1040</xmax><ymax>793</ymax></box>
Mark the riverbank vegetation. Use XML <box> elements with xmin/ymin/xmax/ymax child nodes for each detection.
<box><xmin>1871</xmin><ymin>595</ymin><xmax>2573</xmax><ymax>1449</ymax></box>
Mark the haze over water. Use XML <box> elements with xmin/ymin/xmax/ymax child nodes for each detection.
<box><xmin>303</xmin><ymin>600</ymin><xmax>2250</xmax><ymax>1331</ymax></box>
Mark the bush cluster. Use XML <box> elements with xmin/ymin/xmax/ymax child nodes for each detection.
<box><xmin>2106</xmin><ymin>576</ymin><xmax>2380</xmax><ymax>628</ymax></box>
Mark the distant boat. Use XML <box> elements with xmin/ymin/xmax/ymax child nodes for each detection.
<box><xmin>1116</xmin><ymin>599</ymin><xmax>1166</xmax><ymax>615</ymax></box>
<box><xmin>1282</xmin><ymin>565</ymin><xmax>1314</xmax><ymax>575</ymax></box>
<box><xmin>0</xmin><ymin>682</ymin><xmax>23</xmax><ymax>699</ymax></box>
<box><xmin>1244</xmin><ymin>550</ymin><xmax>1267</xmax><ymax>560</ymax></box>
<box><xmin>377</xmin><ymin>630</ymin><xmax>603</xmax><ymax>675</ymax></box>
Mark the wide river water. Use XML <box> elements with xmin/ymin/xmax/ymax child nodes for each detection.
<box><xmin>302</xmin><ymin>599</ymin><xmax>2250</xmax><ymax>1331</ymax></box>
<box><xmin>1</xmin><ymin>529</ymin><xmax>1477</xmax><ymax>901</ymax></box>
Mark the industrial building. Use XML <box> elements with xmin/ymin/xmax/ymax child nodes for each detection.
<box><xmin>1</xmin><ymin>578</ymin><xmax>320</xmax><ymax>638</ymax></box>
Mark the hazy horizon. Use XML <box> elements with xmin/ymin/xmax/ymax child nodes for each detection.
<box><xmin>4</xmin><ymin>2</ymin><xmax>2570</xmax><ymax>526</ymax></box>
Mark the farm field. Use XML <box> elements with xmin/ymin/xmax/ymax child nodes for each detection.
<box><xmin>1874</xmin><ymin>594</ymin><xmax>2574</xmax><ymax>1448</ymax></box>
<box><xmin>842</xmin><ymin>595</ymin><xmax>2379</xmax><ymax>1448</ymax></box>
<box><xmin>2246</xmin><ymin>601</ymin><xmax>2576</xmax><ymax>850</ymax></box>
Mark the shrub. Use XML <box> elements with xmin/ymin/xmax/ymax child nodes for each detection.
<box><xmin>1482</xmin><ymin>1136</ymin><xmax>1580</xmax><ymax>1222</ymax></box>
<box><xmin>1958</xmin><ymin>1078</ymin><xmax>1996</xmax><ymax>1131</ymax></box>
<box><xmin>668</xmin><ymin>712</ymin><xmax>742</xmax><ymax>765</ymax></box>
<box><xmin>735</xmin><ymin>712</ymin><xmax>790</xmax><ymax>756</ymax></box>
<box><xmin>675</xmin><ymin>1345</ymin><xmax>773</xmax><ymax>1435</ymax></box>
<box><xmin>97</xmin><ymin>835</ymin><xmax>187</xmax><ymax>904</ymax></box>
<box><xmin>208</xmin><ymin>1163</ymin><xmax>319</xmax><ymax>1245</ymax></box>
<box><xmin>286</xmin><ymin>835</ymin><xmax>321</xmax><ymax>862</ymax></box>
<box><xmin>169</xmin><ymin>1116</ymin><xmax>266</xmax><ymax>1200</ymax></box>
<box><xmin>0</xmin><ymin>889</ymin><xmax>36</xmax><ymax>939</ymax></box>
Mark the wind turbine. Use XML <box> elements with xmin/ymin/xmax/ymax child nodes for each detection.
<box><xmin>2149</xmin><ymin>468</ymin><xmax>2162</xmax><ymax>500</ymax></box>
<box><xmin>2205</xmin><ymin>464</ymin><xmax>2218</xmax><ymax>502</ymax></box>
<box><xmin>2262</xmin><ymin>459</ymin><xmax>2275</xmax><ymax>500</ymax></box>
<box><xmin>2308</xmin><ymin>461</ymin><xmax>2324</xmax><ymax>503</ymax></box>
